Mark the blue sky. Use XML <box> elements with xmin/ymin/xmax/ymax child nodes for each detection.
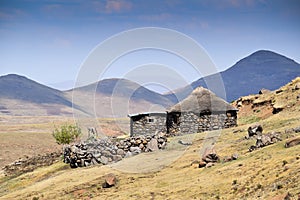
<box><xmin>0</xmin><ymin>0</ymin><xmax>300</xmax><ymax>91</ymax></box>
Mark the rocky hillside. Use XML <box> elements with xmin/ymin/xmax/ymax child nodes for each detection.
<box><xmin>233</xmin><ymin>77</ymin><xmax>300</xmax><ymax>124</ymax></box>
<box><xmin>1</xmin><ymin>78</ymin><xmax>300</xmax><ymax>199</ymax></box>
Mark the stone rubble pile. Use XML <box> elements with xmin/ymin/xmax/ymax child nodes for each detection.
<box><xmin>247</xmin><ymin>125</ymin><xmax>283</xmax><ymax>152</ymax></box>
<box><xmin>247</xmin><ymin>124</ymin><xmax>263</xmax><ymax>138</ymax></box>
<box><xmin>249</xmin><ymin>132</ymin><xmax>282</xmax><ymax>151</ymax></box>
<box><xmin>2</xmin><ymin>152</ymin><xmax>61</xmax><ymax>176</ymax></box>
<box><xmin>198</xmin><ymin>148</ymin><xmax>220</xmax><ymax>168</ymax></box>
<box><xmin>63</xmin><ymin>134</ymin><xmax>168</xmax><ymax>168</ymax></box>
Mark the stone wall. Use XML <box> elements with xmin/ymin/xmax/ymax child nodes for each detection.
<box><xmin>167</xmin><ymin>111</ymin><xmax>237</xmax><ymax>134</ymax></box>
<box><xmin>2</xmin><ymin>152</ymin><xmax>61</xmax><ymax>176</ymax></box>
<box><xmin>130</xmin><ymin>114</ymin><xmax>166</xmax><ymax>136</ymax></box>
<box><xmin>178</xmin><ymin>112</ymin><xmax>199</xmax><ymax>134</ymax></box>
<box><xmin>63</xmin><ymin>133</ymin><xmax>167</xmax><ymax>168</ymax></box>
<box><xmin>198</xmin><ymin>112</ymin><xmax>237</xmax><ymax>132</ymax></box>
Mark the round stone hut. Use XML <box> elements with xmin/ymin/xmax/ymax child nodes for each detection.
<box><xmin>166</xmin><ymin>87</ymin><xmax>238</xmax><ymax>134</ymax></box>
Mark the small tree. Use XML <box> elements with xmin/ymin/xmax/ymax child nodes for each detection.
<box><xmin>52</xmin><ymin>124</ymin><xmax>81</xmax><ymax>145</ymax></box>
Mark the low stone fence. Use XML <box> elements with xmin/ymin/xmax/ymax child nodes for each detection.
<box><xmin>2</xmin><ymin>152</ymin><xmax>61</xmax><ymax>176</ymax></box>
<box><xmin>63</xmin><ymin>133</ymin><xmax>168</xmax><ymax>168</ymax></box>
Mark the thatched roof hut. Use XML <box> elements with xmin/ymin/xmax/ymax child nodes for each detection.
<box><xmin>168</xmin><ymin>87</ymin><xmax>237</xmax><ymax>113</ymax></box>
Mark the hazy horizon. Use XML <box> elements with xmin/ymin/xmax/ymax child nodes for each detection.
<box><xmin>1</xmin><ymin>0</ymin><xmax>300</xmax><ymax>93</ymax></box>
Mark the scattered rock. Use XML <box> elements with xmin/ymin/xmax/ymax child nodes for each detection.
<box><xmin>116</xmin><ymin>149</ymin><xmax>125</xmax><ymax>156</ymax></box>
<box><xmin>285</xmin><ymin>137</ymin><xmax>300</xmax><ymax>148</ymax></box>
<box><xmin>294</xmin><ymin>83</ymin><xmax>300</xmax><ymax>90</ymax></box>
<box><xmin>147</xmin><ymin>138</ymin><xmax>159</xmax><ymax>152</ymax></box>
<box><xmin>129</xmin><ymin>147</ymin><xmax>141</xmax><ymax>155</ymax></box>
<box><xmin>102</xmin><ymin>173</ymin><xmax>117</xmax><ymax>188</ymax></box>
<box><xmin>272</xmin><ymin>105</ymin><xmax>284</xmax><ymax>114</ymax></box>
<box><xmin>249</xmin><ymin>145</ymin><xmax>257</xmax><ymax>152</ymax></box>
<box><xmin>190</xmin><ymin>160</ymin><xmax>200</xmax><ymax>168</ymax></box>
<box><xmin>252</xmin><ymin>133</ymin><xmax>281</xmax><ymax>150</ymax></box>
<box><xmin>232</xmin><ymin>153</ymin><xmax>239</xmax><ymax>160</ymax></box>
<box><xmin>2</xmin><ymin>152</ymin><xmax>61</xmax><ymax>176</ymax></box>
<box><xmin>294</xmin><ymin>127</ymin><xmax>300</xmax><ymax>133</ymax></box>
<box><xmin>178</xmin><ymin>140</ymin><xmax>192</xmax><ymax>146</ymax></box>
<box><xmin>100</xmin><ymin>156</ymin><xmax>109</xmax><ymax>165</ymax></box>
<box><xmin>248</xmin><ymin>125</ymin><xmax>263</xmax><ymax>137</ymax></box>
<box><xmin>202</xmin><ymin>148</ymin><xmax>219</xmax><ymax>163</ymax></box>
<box><xmin>222</xmin><ymin>153</ymin><xmax>238</xmax><ymax>163</ymax></box>
<box><xmin>124</xmin><ymin>151</ymin><xmax>133</xmax><ymax>158</ymax></box>
<box><xmin>256</xmin><ymin>135</ymin><xmax>272</xmax><ymax>148</ymax></box>
<box><xmin>198</xmin><ymin>161</ymin><xmax>207</xmax><ymax>168</ymax></box>
<box><xmin>259</xmin><ymin>88</ymin><xmax>271</xmax><ymax>94</ymax></box>
<box><xmin>222</xmin><ymin>156</ymin><xmax>233</xmax><ymax>163</ymax></box>
<box><xmin>284</xmin><ymin>192</ymin><xmax>292</xmax><ymax>200</ymax></box>
<box><xmin>205</xmin><ymin>162</ymin><xmax>215</xmax><ymax>168</ymax></box>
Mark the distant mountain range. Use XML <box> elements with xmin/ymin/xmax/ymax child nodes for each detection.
<box><xmin>169</xmin><ymin>50</ymin><xmax>300</xmax><ymax>102</ymax></box>
<box><xmin>0</xmin><ymin>75</ymin><xmax>174</xmax><ymax>117</ymax></box>
<box><xmin>0</xmin><ymin>50</ymin><xmax>299</xmax><ymax>116</ymax></box>
<box><xmin>0</xmin><ymin>74</ymin><xmax>75</xmax><ymax>116</ymax></box>
<box><xmin>67</xmin><ymin>78</ymin><xmax>175</xmax><ymax>118</ymax></box>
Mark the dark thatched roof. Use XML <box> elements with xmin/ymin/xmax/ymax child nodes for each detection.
<box><xmin>168</xmin><ymin>87</ymin><xmax>238</xmax><ymax>113</ymax></box>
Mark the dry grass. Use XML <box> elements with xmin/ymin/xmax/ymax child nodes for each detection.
<box><xmin>0</xmin><ymin>110</ymin><xmax>299</xmax><ymax>199</ymax></box>
<box><xmin>0</xmin><ymin>116</ymin><xmax>130</xmax><ymax>168</ymax></box>
<box><xmin>0</xmin><ymin>78</ymin><xmax>300</xmax><ymax>199</ymax></box>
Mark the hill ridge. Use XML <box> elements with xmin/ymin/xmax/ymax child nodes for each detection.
<box><xmin>171</xmin><ymin>50</ymin><xmax>300</xmax><ymax>102</ymax></box>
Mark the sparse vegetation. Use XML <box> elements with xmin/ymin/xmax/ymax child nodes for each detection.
<box><xmin>232</xmin><ymin>179</ymin><xmax>237</xmax><ymax>185</ymax></box>
<box><xmin>238</xmin><ymin>115</ymin><xmax>261</xmax><ymax>125</ymax></box>
<box><xmin>52</xmin><ymin>124</ymin><xmax>81</xmax><ymax>145</ymax></box>
<box><xmin>1</xmin><ymin>78</ymin><xmax>300</xmax><ymax>199</ymax></box>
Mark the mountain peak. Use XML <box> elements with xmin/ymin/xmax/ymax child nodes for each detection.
<box><xmin>175</xmin><ymin>50</ymin><xmax>300</xmax><ymax>102</ymax></box>
<box><xmin>251</xmin><ymin>49</ymin><xmax>280</xmax><ymax>55</ymax></box>
<box><xmin>1</xmin><ymin>73</ymin><xmax>27</xmax><ymax>80</ymax></box>
<box><xmin>241</xmin><ymin>50</ymin><xmax>295</xmax><ymax>64</ymax></box>
<box><xmin>230</xmin><ymin>50</ymin><xmax>298</xmax><ymax>70</ymax></box>
<box><xmin>0</xmin><ymin>73</ymin><xmax>73</xmax><ymax>107</ymax></box>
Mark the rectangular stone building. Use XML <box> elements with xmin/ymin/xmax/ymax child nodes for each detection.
<box><xmin>128</xmin><ymin>112</ymin><xmax>167</xmax><ymax>136</ymax></box>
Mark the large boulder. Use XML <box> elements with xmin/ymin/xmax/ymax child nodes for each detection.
<box><xmin>248</xmin><ymin>125</ymin><xmax>263</xmax><ymax>137</ymax></box>
<box><xmin>102</xmin><ymin>173</ymin><xmax>117</xmax><ymax>188</ymax></box>
<box><xmin>285</xmin><ymin>137</ymin><xmax>300</xmax><ymax>148</ymax></box>
<box><xmin>202</xmin><ymin>148</ymin><xmax>219</xmax><ymax>163</ymax></box>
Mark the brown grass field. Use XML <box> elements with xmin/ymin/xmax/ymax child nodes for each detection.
<box><xmin>0</xmin><ymin>116</ymin><xmax>129</xmax><ymax>168</ymax></box>
<box><xmin>0</xmin><ymin>78</ymin><xmax>300</xmax><ymax>199</ymax></box>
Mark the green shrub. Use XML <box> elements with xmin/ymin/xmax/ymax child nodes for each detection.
<box><xmin>52</xmin><ymin>124</ymin><xmax>81</xmax><ymax>145</ymax></box>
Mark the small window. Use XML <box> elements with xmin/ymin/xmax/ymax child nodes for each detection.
<box><xmin>148</xmin><ymin>118</ymin><xmax>154</xmax><ymax>123</ymax></box>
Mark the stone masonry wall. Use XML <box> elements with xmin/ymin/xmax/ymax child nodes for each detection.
<box><xmin>131</xmin><ymin>115</ymin><xmax>166</xmax><ymax>136</ymax></box>
<box><xmin>168</xmin><ymin>112</ymin><xmax>237</xmax><ymax>134</ymax></box>
<box><xmin>178</xmin><ymin>112</ymin><xmax>199</xmax><ymax>134</ymax></box>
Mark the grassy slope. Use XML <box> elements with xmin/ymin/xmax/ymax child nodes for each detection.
<box><xmin>1</xmin><ymin>111</ymin><xmax>299</xmax><ymax>200</ymax></box>
<box><xmin>1</xmin><ymin>79</ymin><xmax>300</xmax><ymax>200</ymax></box>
